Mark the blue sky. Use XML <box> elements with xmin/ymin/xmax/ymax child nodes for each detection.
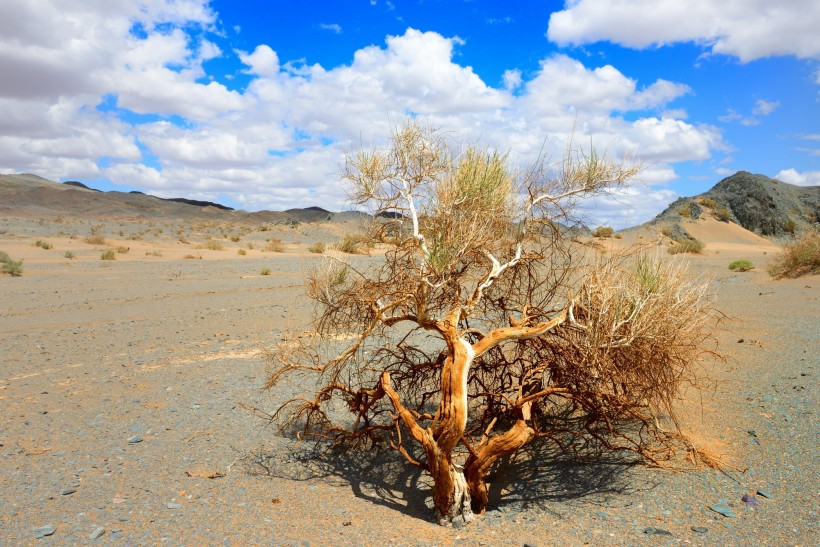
<box><xmin>1</xmin><ymin>0</ymin><xmax>818</xmax><ymax>227</ymax></box>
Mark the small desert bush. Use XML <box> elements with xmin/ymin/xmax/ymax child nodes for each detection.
<box><xmin>197</xmin><ymin>239</ymin><xmax>224</xmax><ymax>251</ymax></box>
<box><xmin>100</xmin><ymin>249</ymin><xmax>116</xmax><ymax>260</ymax></box>
<box><xmin>265</xmin><ymin>238</ymin><xmax>285</xmax><ymax>253</ymax></box>
<box><xmin>64</xmin><ymin>251</ymin><xmax>75</xmax><ymax>259</ymax></box>
<box><xmin>659</xmin><ymin>225</ymin><xmax>673</xmax><ymax>237</ymax></box>
<box><xmin>1</xmin><ymin>250</ymin><xmax>23</xmax><ymax>276</ymax></box>
<box><xmin>237</xmin><ymin>248</ymin><xmax>247</xmax><ymax>256</ymax></box>
<box><xmin>145</xmin><ymin>250</ymin><xmax>162</xmax><ymax>257</ymax></box>
<box><xmin>698</xmin><ymin>197</ymin><xmax>717</xmax><ymax>209</ymax></box>
<box><xmin>767</xmin><ymin>231</ymin><xmax>820</xmax><ymax>278</ymax></box>
<box><xmin>783</xmin><ymin>219</ymin><xmax>796</xmax><ymax>235</ymax></box>
<box><xmin>246</xmin><ymin>242</ymin><xmax>254</xmax><ymax>250</ymax></box>
<box><xmin>116</xmin><ymin>246</ymin><xmax>129</xmax><ymax>254</ymax></box>
<box><xmin>728</xmin><ymin>260</ymin><xmax>754</xmax><ymax>272</ymax></box>
<box><xmin>336</xmin><ymin>233</ymin><xmax>370</xmax><ymax>255</ymax></box>
<box><xmin>84</xmin><ymin>234</ymin><xmax>106</xmax><ymax>245</ymax></box>
<box><xmin>676</xmin><ymin>206</ymin><xmax>692</xmax><ymax>219</ymax></box>
<box><xmin>714</xmin><ymin>207</ymin><xmax>731</xmax><ymax>222</ymax></box>
<box><xmin>260</xmin><ymin>267</ymin><xmax>272</xmax><ymax>276</ymax></box>
<box><xmin>34</xmin><ymin>240</ymin><xmax>52</xmax><ymax>250</ymax></box>
<box><xmin>591</xmin><ymin>226</ymin><xmax>614</xmax><ymax>238</ymax></box>
<box><xmin>668</xmin><ymin>237</ymin><xmax>705</xmax><ymax>255</ymax></box>
<box><xmin>308</xmin><ymin>241</ymin><xmax>326</xmax><ymax>254</ymax></box>
<box><xmin>230</xmin><ymin>234</ymin><xmax>242</xmax><ymax>242</ymax></box>
<box><xmin>614</xmin><ymin>233</ymin><xmax>623</xmax><ymax>240</ymax></box>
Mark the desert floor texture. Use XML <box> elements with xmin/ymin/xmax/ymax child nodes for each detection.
<box><xmin>0</xmin><ymin>215</ymin><xmax>817</xmax><ymax>546</ymax></box>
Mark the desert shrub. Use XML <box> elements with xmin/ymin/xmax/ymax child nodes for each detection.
<box><xmin>728</xmin><ymin>260</ymin><xmax>754</xmax><ymax>272</ymax></box>
<box><xmin>246</xmin><ymin>242</ymin><xmax>254</xmax><ymax>250</ymax></box>
<box><xmin>308</xmin><ymin>241</ymin><xmax>326</xmax><ymax>254</ymax></box>
<box><xmin>698</xmin><ymin>197</ymin><xmax>717</xmax><ymax>209</ymax></box>
<box><xmin>668</xmin><ymin>237</ymin><xmax>705</xmax><ymax>255</ymax></box>
<box><xmin>591</xmin><ymin>226</ymin><xmax>614</xmax><ymax>238</ymax></box>
<box><xmin>259</xmin><ymin>223</ymin><xmax>272</xmax><ymax>232</ymax></box>
<box><xmin>1</xmin><ymin>250</ymin><xmax>23</xmax><ymax>276</ymax></box>
<box><xmin>34</xmin><ymin>240</ymin><xmax>52</xmax><ymax>249</ymax></box>
<box><xmin>260</xmin><ymin>267</ymin><xmax>271</xmax><ymax>275</ymax></box>
<box><xmin>336</xmin><ymin>233</ymin><xmax>370</xmax><ymax>254</ymax></box>
<box><xmin>783</xmin><ymin>219</ymin><xmax>796</xmax><ymax>235</ymax></box>
<box><xmin>237</xmin><ymin>248</ymin><xmax>247</xmax><ymax>255</ymax></box>
<box><xmin>145</xmin><ymin>250</ymin><xmax>162</xmax><ymax>257</ymax></box>
<box><xmin>676</xmin><ymin>206</ymin><xmax>692</xmax><ymax>219</ymax></box>
<box><xmin>714</xmin><ymin>207</ymin><xmax>731</xmax><ymax>222</ymax></box>
<box><xmin>116</xmin><ymin>246</ymin><xmax>129</xmax><ymax>254</ymax></box>
<box><xmin>767</xmin><ymin>231</ymin><xmax>820</xmax><ymax>278</ymax></box>
<box><xmin>197</xmin><ymin>239</ymin><xmax>224</xmax><ymax>251</ymax></box>
<box><xmin>64</xmin><ymin>251</ymin><xmax>75</xmax><ymax>259</ymax></box>
<box><xmin>265</xmin><ymin>238</ymin><xmax>285</xmax><ymax>252</ymax></box>
<box><xmin>84</xmin><ymin>234</ymin><xmax>106</xmax><ymax>245</ymax></box>
<box><xmin>614</xmin><ymin>233</ymin><xmax>623</xmax><ymax>239</ymax></box>
<box><xmin>659</xmin><ymin>225</ymin><xmax>673</xmax><ymax>237</ymax></box>
<box><xmin>100</xmin><ymin>249</ymin><xmax>116</xmax><ymax>260</ymax></box>
<box><xmin>230</xmin><ymin>235</ymin><xmax>241</xmax><ymax>242</ymax></box>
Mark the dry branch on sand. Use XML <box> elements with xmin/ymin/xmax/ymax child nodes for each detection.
<box><xmin>263</xmin><ymin>121</ymin><xmax>720</xmax><ymax>526</ymax></box>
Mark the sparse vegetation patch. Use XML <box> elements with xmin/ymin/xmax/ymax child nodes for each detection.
<box><xmin>307</xmin><ymin>241</ymin><xmax>326</xmax><ymax>254</ymax></box>
<box><xmin>768</xmin><ymin>231</ymin><xmax>820</xmax><ymax>278</ymax></box>
<box><xmin>0</xmin><ymin>250</ymin><xmax>23</xmax><ymax>276</ymax></box>
<box><xmin>591</xmin><ymin>226</ymin><xmax>614</xmax><ymax>238</ymax></box>
<box><xmin>728</xmin><ymin>260</ymin><xmax>754</xmax><ymax>272</ymax></box>
<box><xmin>100</xmin><ymin>249</ymin><xmax>116</xmax><ymax>260</ymax></box>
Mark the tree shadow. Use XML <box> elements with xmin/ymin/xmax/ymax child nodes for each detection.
<box><xmin>247</xmin><ymin>432</ymin><xmax>654</xmax><ymax>522</ymax></box>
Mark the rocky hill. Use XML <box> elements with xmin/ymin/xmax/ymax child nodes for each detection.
<box><xmin>652</xmin><ymin>171</ymin><xmax>819</xmax><ymax>237</ymax></box>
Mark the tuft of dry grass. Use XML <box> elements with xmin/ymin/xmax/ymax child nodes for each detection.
<box><xmin>84</xmin><ymin>234</ymin><xmax>106</xmax><ymax>245</ymax></box>
<box><xmin>264</xmin><ymin>239</ymin><xmax>285</xmax><ymax>253</ymax></box>
<box><xmin>100</xmin><ymin>249</ymin><xmax>116</xmax><ymax>260</ymax></box>
<box><xmin>768</xmin><ymin>231</ymin><xmax>820</xmax><ymax>278</ymax></box>
<box><xmin>591</xmin><ymin>226</ymin><xmax>614</xmax><ymax>238</ymax></box>
<box><xmin>197</xmin><ymin>239</ymin><xmax>224</xmax><ymax>251</ymax></box>
<box><xmin>308</xmin><ymin>241</ymin><xmax>326</xmax><ymax>254</ymax></box>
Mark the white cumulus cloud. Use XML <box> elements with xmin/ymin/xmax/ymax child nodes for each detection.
<box><xmin>547</xmin><ymin>0</ymin><xmax>820</xmax><ymax>62</ymax></box>
<box><xmin>775</xmin><ymin>168</ymin><xmax>820</xmax><ymax>186</ymax></box>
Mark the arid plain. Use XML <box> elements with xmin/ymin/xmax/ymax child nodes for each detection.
<box><xmin>1</xmin><ymin>197</ymin><xmax>817</xmax><ymax>545</ymax></box>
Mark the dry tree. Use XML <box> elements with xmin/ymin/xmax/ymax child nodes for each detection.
<box><xmin>264</xmin><ymin>121</ymin><xmax>719</xmax><ymax>525</ymax></box>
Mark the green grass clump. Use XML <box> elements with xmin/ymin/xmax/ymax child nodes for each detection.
<box><xmin>260</xmin><ymin>268</ymin><xmax>272</xmax><ymax>276</ymax></box>
<box><xmin>308</xmin><ymin>242</ymin><xmax>326</xmax><ymax>254</ymax></box>
<box><xmin>34</xmin><ymin>240</ymin><xmax>53</xmax><ymax>250</ymax></box>
<box><xmin>64</xmin><ymin>251</ymin><xmax>75</xmax><ymax>259</ymax></box>
<box><xmin>714</xmin><ymin>207</ymin><xmax>731</xmax><ymax>222</ymax></box>
<box><xmin>768</xmin><ymin>232</ymin><xmax>820</xmax><ymax>278</ymax></box>
<box><xmin>237</xmin><ymin>248</ymin><xmax>247</xmax><ymax>256</ymax></box>
<box><xmin>676</xmin><ymin>206</ymin><xmax>692</xmax><ymax>219</ymax></box>
<box><xmin>668</xmin><ymin>237</ymin><xmax>705</xmax><ymax>255</ymax></box>
<box><xmin>591</xmin><ymin>226</ymin><xmax>614</xmax><ymax>238</ymax></box>
<box><xmin>100</xmin><ymin>249</ymin><xmax>116</xmax><ymax>260</ymax></box>
<box><xmin>336</xmin><ymin>234</ymin><xmax>369</xmax><ymax>255</ymax></box>
<box><xmin>1</xmin><ymin>250</ymin><xmax>23</xmax><ymax>276</ymax></box>
<box><xmin>728</xmin><ymin>260</ymin><xmax>754</xmax><ymax>272</ymax></box>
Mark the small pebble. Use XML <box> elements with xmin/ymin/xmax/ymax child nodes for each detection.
<box><xmin>691</xmin><ymin>526</ymin><xmax>708</xmax><ymax>534</ymax></box>
<box><xmin>127</xmin><ymin>435</ymin><xmax>143</xmax><ymax>444</ymax></box>
<box><xmin>709</xmin><ymin>504</ymin><xmax>737</xmax><ymax>518</ymax></box>
<box><xmin>61</xmin><ymin>488</ymin><xmax>77</xmax><ymax>496</ymax></box>
<box><xmin>89</xmin><ymin>526</ymin><xmax>105</xmax><ymax>539</ymax></box>
<box><xmin>643</xmin><ymin>527</ymin><xmax>673</xmax><ymax>536</ymax></box>
<box><xmin>167</xmin><ymin>502</ymin><xmax>182</xmax><ymax>509</ymax></box>
<box><xmin>741</xmin><ymin>493</ymin><xmax>759</xmax><ymax>507</ymax></box>
<box><xmin>756</xmin><ymin>488</ymin><xmax>773</xmax><ymax>499</ymax></box>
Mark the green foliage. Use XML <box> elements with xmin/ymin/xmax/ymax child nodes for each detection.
<box><xmin>768</xmin><ymin>231</ymin><xmax>820</xmax><ymax>278</ymax></box>
<box><xmin>783</xmin><ymin>219</ymin><xmax>796</xmax><ymax>235</ymax></box>
<box><xmin>698</xmin><ymin>197</ymin><xmax>717</xmax><ymax>209</ymax></box>
<box><xmin>116</xmin><ymin>246</ymin><xmax>129</xmax><ymax>254</ymax></box>
<box><xmin>676</xmin><ymin>206</ymin><xmax>692</xmax><ymax>219</ymax></box>
<box><xmin>230</xmin><ymin>234</ymin><xmax>242</xmax><ymax>242</ymax></box>
<box><xmin>592</xmin><ymin>226</ymin><xmax>614</xmax><ymax>238</ymax></box>
<box><xmin>100</xmin><ymin>249</ymin><xmax>116</xmax><ymax>260</ymax></box>
<box><xmin>728</xmin><ymin>260</ymin><xmax>754</xmax><ymax>272</ymax></box>
<box><xmin>34</xmin><ymin>240</ymin><xmax>52</xmax><ymax>250</ymax></box>
<box><xmin>64</xmin><ymin>251</ymin><xmax>75</xmax><ymax>259</ymax></box>
<box><xmin>308</xmin><ymin>241</ymin><xmax>326</xmax><ymax>254</ymax></box>
<box><xmin>237</xmin><ymin>248</ymin><xmax>247</xmax><ymax>255</ymax></box>
<box><xmin>1</xmin><ymin>250</ymin><xmax>23</xmax><ymax>276</ymax></box>
<box><xmin>260</xmin><ymin>268</ymin><xmax>271</xmax><ymax>276</ymax></box>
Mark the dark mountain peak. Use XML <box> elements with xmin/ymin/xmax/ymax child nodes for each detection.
<box><xmin>63</xmin><ymin>180</ymin><xmax>102</xmax><ymax>192</ymax></box>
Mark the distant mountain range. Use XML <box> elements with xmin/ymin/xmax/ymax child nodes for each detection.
<box><xmin>1</xmin><ymin>171</ymin><xmax>818</xmax><ymax>235</ymax></box>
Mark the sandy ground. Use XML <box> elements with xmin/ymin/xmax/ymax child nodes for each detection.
<box><xmin>0</xmin><ymin>216</ymin><xmax>817</xmax><ymax>546</ymax></box>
